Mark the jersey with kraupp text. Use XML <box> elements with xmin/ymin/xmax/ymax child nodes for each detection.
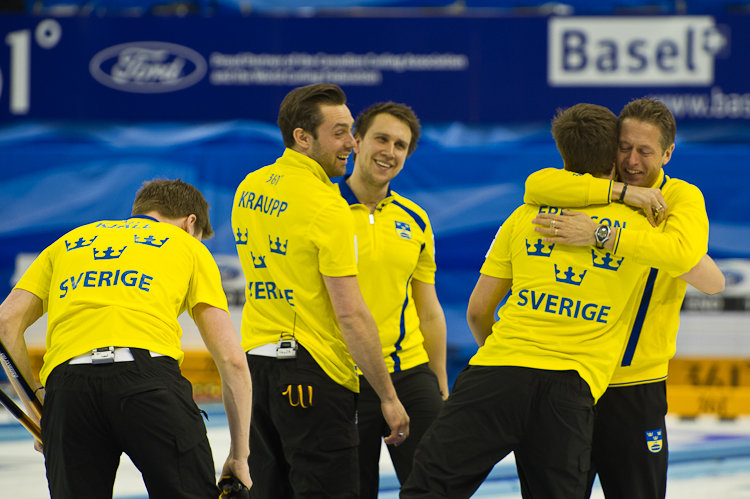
<box><xmin>14</xmin><ymin>216</ymin><xmax>228</xmax><ymax>385</ymax></box>
<box><xmin>232</xmin><ymin>148</ymin><xmax>360</xmax><ymax>392</ymax></box>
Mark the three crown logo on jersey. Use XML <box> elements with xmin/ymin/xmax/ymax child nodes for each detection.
<box><xmin>591</xmin><ymin>250</ymin><xmax>624</xmax><ymax>271</ymax></box>
<box><xmin>395</xmin><ymin>221</ymin><xmax>412</xmax><ymax>240</ymax></box>
<box><xmin>269</xmin><ymin>236</ymin><xmax>288</xmax><ymax>255</ymax></box>
<box><xmin>235</xmin><ymin>228</ymin><xmax>248</xmax><ymax>245</ymax></box>
<box><xmin>525</xmin><ymin>239</ymin><xmax>555</xmax><ymax>257</ymax></box>
<box><xmin>646</xmin><ymin>429</ymin><xmax>663</xmax><ymax>453</ymax></box>
<box><xmin>134</xmin><ymin>235</ymin><xmax>169</xmax><ymax>248</ymax></box>
<box><xmin>65</xmin><ymin>236</ymin><xmax>97</xmax><ymax>252</ymax></box>
<box><xmin>93</xmin><ymin>246</ymin><xmax>127</xmax><ymax>260</ymax></box>
<box><xmin>251</xmin><ymin>252</ymin><xmax>267</xmax><ymax>269</ymax></box>
<box><xmin>554</xmin><ymin>264</ymin><xmax>586</xmax><ymax>286</ymax></box>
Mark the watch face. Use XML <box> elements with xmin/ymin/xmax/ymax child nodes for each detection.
<box><xmin>596</xmin><ymin>225</ymin><xmax>610</xmax><ymax>243</ymax></box>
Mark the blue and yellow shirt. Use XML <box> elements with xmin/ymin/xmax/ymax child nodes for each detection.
<box><xmin>232</xmin><ymin>148</ymin><xmax>360</xmax><ymax>392</ymax></box>
<box><xmin>472</xmin><ymin>202</ymin><xmax>655</xmax><ymax>402</ymax></box>
<box><xmin>524</xmin><ymin>168</ymin><xmax>709</xmax><ymax>385</ymax></box>
<box><xmin>336</xmin><ymin>177</ymin><xmax>436</xmax><ymax>374</ymax></box>
<box><xmin>14</xmin><ymin>216</ymin><xmax>228</xmax><ymax>385</ymax></box>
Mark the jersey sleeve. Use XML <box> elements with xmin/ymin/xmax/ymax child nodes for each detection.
<box><xmin>412</xmin><ymin>213</ymin><xmax>437</xmax><ymax>284</ymax></box>
<box><xmin>614</xmin><ymin>181</ymin><xmax>708</xmax><ymax>277</ymax></box>
<box><xmin>310</xmin><ymin>200</ymin><xmax>359</xmax><ymax>278</ymax></box>
<box><xmin>185</xmin><ymin>242</ymin><xmax>229</xmax><ymax>318</ymax></box>
<box><xmin>524</xmin><ymin>168</ymin><xmax>613</xmax><ymax>207</ymax></box>
<box><xmin>14</xmin><ymin>245</ymin><xmax>54</xmax><ymax>313</ymax></box>
<box><xmin>480</xmin><ymin>208</ymin><xmax>519</xmax><ymax>280</ymax></box>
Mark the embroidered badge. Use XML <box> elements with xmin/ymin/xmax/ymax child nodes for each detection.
<box><xmin>395</xmin><ymin>221</ymin><xmax>412</xmax><ymax>240</ymax></box>
<box><xmin>646</xmin><ymin>429</ymin><xmax>663</xmax><ymax>453</ymax></box>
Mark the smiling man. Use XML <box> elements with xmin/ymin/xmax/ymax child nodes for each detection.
<box><xmin>231</xmin><ymin>84</ymin><xmax>409</xmax><ymax>499</ymax></box>
<box><xmin>523</xmin><ymin>98</ymin><xmax>725</xmax><ymax>499</ymax></box>
<box><xmin>337</xmin><ymin>102</ymin><xmax>448</xmax><ymax>498</ymax></box>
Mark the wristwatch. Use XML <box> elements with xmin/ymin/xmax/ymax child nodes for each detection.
<box><xmin>594</xmin><ymin>225</ymin><xmax>612</xmax><ymax>249</ymax></box>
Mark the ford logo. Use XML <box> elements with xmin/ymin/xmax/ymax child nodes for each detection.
<box><xmin>90</xmin><ymin>41</ymin><xmax>207</xmax><ymax>93</ymax></box>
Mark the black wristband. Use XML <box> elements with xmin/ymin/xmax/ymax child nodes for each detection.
<box><xmin>619</xmin><ymin>183</ymin><xmax>628</xmax><ymax>202</ymax></box>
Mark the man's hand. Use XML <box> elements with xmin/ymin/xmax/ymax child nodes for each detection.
<box><xmin>532</xmin><ymin>209</ymin><xmax>599</xmax><ymax>246</ymax></box>
<box><xmin>381</xmin><ymin>398</ymin><xmax>410</xmax><ymax>446</ymax></box>
<box><xmin>221</xmin><ymin>456</ymin><xmax>252</xmax><ymax>491</ymax></box>
<box><xmin>621</xmin><ymin>185</ymin><xmax>668</xmax><ymax>227</ymax></box>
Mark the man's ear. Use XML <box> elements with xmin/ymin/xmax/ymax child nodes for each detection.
<box><xmin>293</xmin><ymin>128</ymin><xmax>311</xmax><ymax>151</ymax></box>
<box><xmin>182</xmin><ymin>214</ymin><xmax>198</xmax><ymax>236</ymax></box>
<box><xmin>662</xmin><ymin>143</ymin><xmax>675</xmax><ymax>166</ymax></box>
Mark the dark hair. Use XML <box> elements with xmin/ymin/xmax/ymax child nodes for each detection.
<box><xmin>277</xmin><ymin>83</ymin><xmax>347</xmax><ymax>149</ymax></box>
<box><xmin>354</xmin><ymin>102</ymin><xmax>421</xmax><ymax>157</ymax></box>
<box><xmin>618</xmin><ymin>97</ymin><xmax>676</xmax><ymax>153</ymax></box>
<box><xmin>132</xmin><ymin>178</ymin><xmax>214</xmax><ymax>240</ymax></box>
<box><xmin>551</xmin><ymin>103</ymin><xmax>618</xmax><ymax>177</ymax></box>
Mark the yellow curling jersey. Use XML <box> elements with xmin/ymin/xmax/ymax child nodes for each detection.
<box><xmin>336</xmin><ymin>177</ymin><xmax>436</xmax><ymax>374</ymax></box>
<box><xmin>524</xmin><ymin>168</ymin><xmax>709</xmax><ymax>386</ymax></box>
<box><xmin>471</xmin><ymin>202</ymin><xmax>655</xmax><ymax>402</ymax></box>
<box><xmin>232</xmin><ymin>149</ymin><xmax>360</xmax><ymax>392</ymax></box>
<box><xmin>14</xmin><ymin>216</ymin><xmax>228</xmax><ymax>385</ymax></box>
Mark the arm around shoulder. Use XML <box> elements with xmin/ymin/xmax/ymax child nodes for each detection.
<box><xmin>524</xmin><ymin>168</ymin><xmax>610</xmax><ymax>207</ymax></box>
<box><xmin>680</xmin><ymin>254</ymin><xmax>725</xmax><ymax>295</ymax></box>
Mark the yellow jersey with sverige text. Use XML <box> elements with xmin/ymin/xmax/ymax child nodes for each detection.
<box><xmin>471</xmin><ymin>201</ymin><xmax>655</xmax><ymax>402</ymax></box>
<box><xmin>336</xmin><ymin>178</ymin><xmax>436</xmax><ymax>374</ymax></box>
<box><xmin>524</xmin><ymin>168</ymin><xmax>709</xmax><ymax>385</ymax></box>
<box><xmin>14</xmin><ymin>216</ymin><xmax>228</xmax><ymax>385</ymax></box>
<box><xmin>232</xmin><ymin>148</ymin><xmax>360</xmax><ymax>393</ymax></box>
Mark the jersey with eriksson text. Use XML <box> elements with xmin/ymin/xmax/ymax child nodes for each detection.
<box><xmin>471</xmin><ymin>202</ymin><xmax>656</xmax><ymax>402</ymax></box>
<box><xmin>524</xmin><ymin>168</ymin><xmax>709</xmax><ymax>385</ymax></box>
<box><xmin>232</xmin><ymin>148</ymin><xmax>360</xmax><ymax>392</ymax></box>
<box><xmin>14</xmin><ymin>216</ymin><xmax>228</xmax><ymax>385</ymax></box>
<box><xmin>336</xmin><ymin>177</ymin><xmax>436</xmax><ymax>374</ymax></box>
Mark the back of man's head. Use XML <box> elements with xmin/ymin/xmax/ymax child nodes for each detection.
<box><xmin>618</xmin><ymin>97</ymin><xmax>676</xmax><ymax>153</ymax></box>
<box><xmin>278</xmin><ymin>83</ymin><xmax>347</xmax><ymax>149</ymax></box>
<box><xmin>551</xmin><ymin>103</ymin><xmax>618</xmax><ymax>177</ymax></box>
<box><xmin>132</xmin><ymin>178</ymin><xmax>214</xmax><ymax>240</ymax></box>
<box><xmin>354</xmin><ymin>102</ymin><xmax>422</xmax><ymax>158</ymax></box>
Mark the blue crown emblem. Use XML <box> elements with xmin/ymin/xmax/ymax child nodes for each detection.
<box><xmin>269</xmin><ymin>236</ymin><xmax>288</xmax><ymax>255</ymax></box>
<box><xmin>591</xmin><ymin>250</ymin><xmax>624</xmax><ymax>271</ymax></box>
<box><xmin>554</xmin><ymin>264</ymin><xmax>586</xmax><ymax>286</ymax></box>
<box><xmin>251</xmin><ymin>252</ymin><xmax>267</xmax><ymax>269</ymax></box>
<box><xmin>525</xmin><ymin>239</ymin><xmax>554</xmax><ymax>257</ymax></box>
<box><xmin>134</xmin><ymin>235</ymin><xmax>169</xmax><ymax>248</ymax></box>
<box><xmin>65</xmin><ymin>236</ymin><xmax>97</xmax><ymax>252</ymax></box>
<box><xmin>235</xmin><ymin>228</ymin><xmax>248</xmax><ymax>245</ymax></box>
<box><xmin>93</xmin><ymin>246</ymin><xmax>126</xmax><ymax>260</ymax></box>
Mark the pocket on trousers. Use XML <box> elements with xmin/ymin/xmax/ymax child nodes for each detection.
<box><xmin>318</xmin><ymin>424</ymin><xmax>359</xmax><ymax>452</ymax></box>
<box><xmin>118</xmin><ymin>379</ymin><xmax>168</xmax><ymax>412</ymax></box>
<box><xmin>119</xmin><ymin>379</ymin><xmax>168</xmax><ymax>398</ymax></box>
<box><xmin>176</xmin><ymin>419</ymin><xmax>216</xmax><ymax>493</ymax></box>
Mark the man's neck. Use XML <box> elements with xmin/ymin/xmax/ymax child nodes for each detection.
<box><xmin>346</xmin><ymin>170</ymin><xmax>389</xmax><ymax>213</ymax></box>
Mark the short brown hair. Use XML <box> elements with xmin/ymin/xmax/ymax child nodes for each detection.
<box><xmin>132</xmin><ymin>178</ymin><xmax>214</xmax><ymax>240</ymax></box>
<box><xmin>354</xmin><ymin>102</ymin><xmax>421</xmax><ymax>157</ymax></box>
<box><xmin>551</xmin><ymin>103</ymin><xmax>618</xmax><ymax>177</ymax></box>
<box><xmin>618</xmin><ymin>97</ymin><xmax>676</xmax><ymax>153</ymax></box>
<box><xmin>277</xmin><ymin>83</ymin><xmax>347</xmax><ymax>149</ymax></box>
